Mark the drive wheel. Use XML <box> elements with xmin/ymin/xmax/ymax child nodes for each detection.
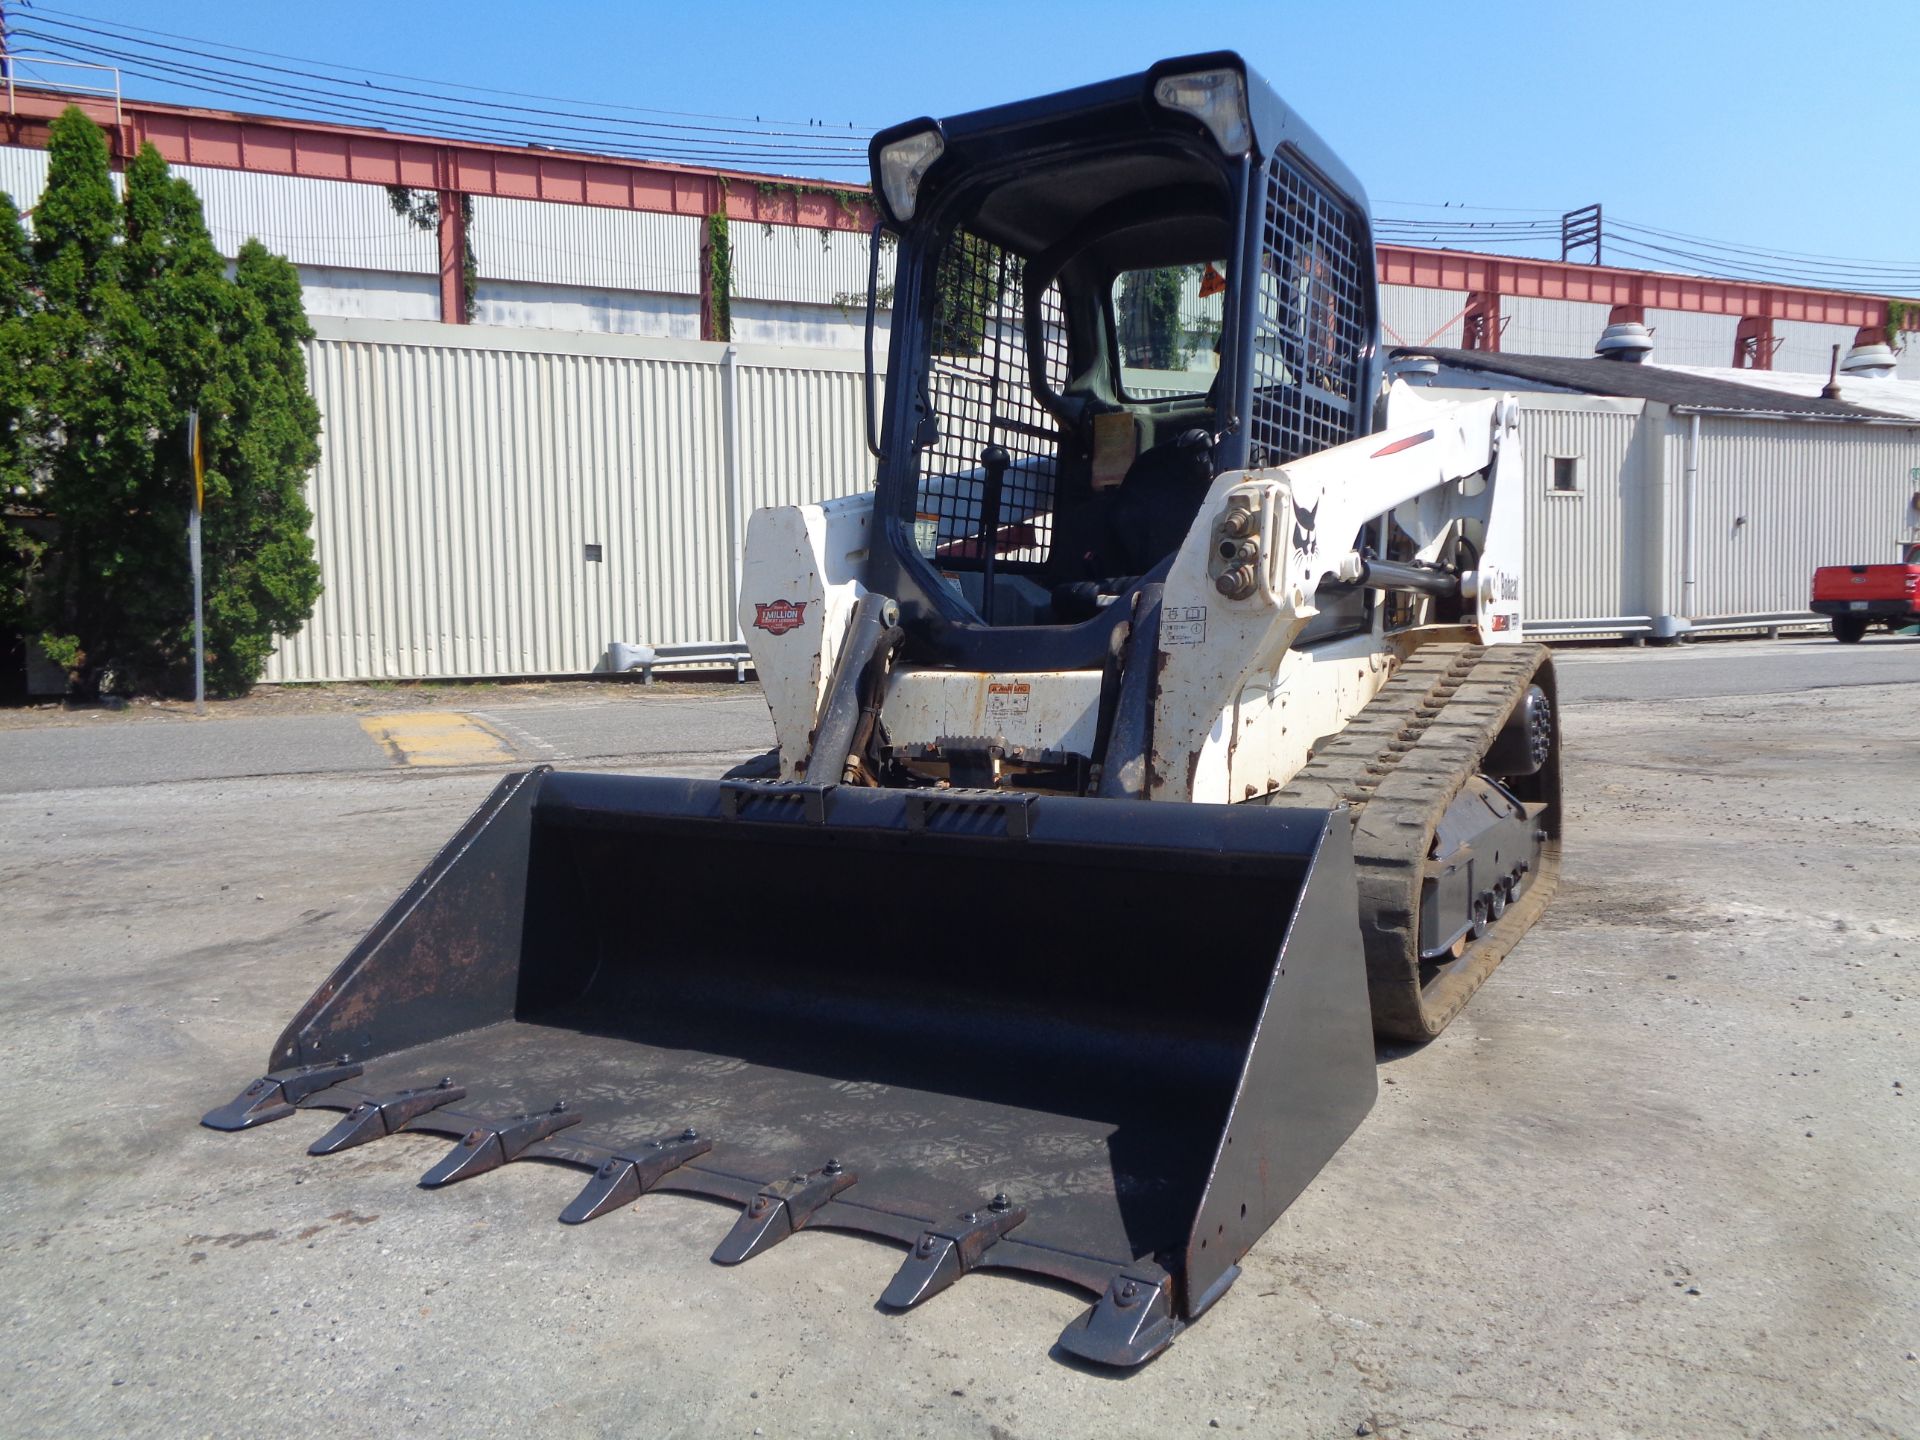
<box><xmin>1833</xmin><ymin>616</ymin><xmax>1868</xmax><ymax>643</ymax></box>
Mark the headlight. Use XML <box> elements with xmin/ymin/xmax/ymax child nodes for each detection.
<box><xmin>1153</xmin><ymin>68</ymin><xmax>1251</xmax><ymax>156</ymax></box>
<box><xmin>876</xmin><ymin>128</ymin><xmax>945</xmax><ymax>222</ymax></box>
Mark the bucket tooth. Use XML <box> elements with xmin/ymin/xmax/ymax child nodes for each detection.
<box><xmin>308</xmin><ymin>1078</ymin><xmax>467</xmax><ymax>1156</ymax></box>
<box><xmin>879</xmin><ymin>1194</ymin><xmax>1026</xmax><ymax>1310</ymax></box>
<box><xmin>559</xmin><ymin>1128</ymin><xmax>712</xmax><ymax>1224</ymax></box>
<box><xmin>711</xmin><ymin>1160</ymin><xmax>856</xmax><ymax>1265</ymax></box>
<box><xmin>1055</xmin><ymin>1267</ymin><xmax>1185</xmax><ymax>1369</ymax></box>
<box><xmin>201</xmin><ymin>1058</ymin><xmax>363</xmax><ymax>1132</ymax></box>
<box><xmin>420</xmin><ymin>1101</ymin><xmax>581</xmax><ymax>1188</ymax></box>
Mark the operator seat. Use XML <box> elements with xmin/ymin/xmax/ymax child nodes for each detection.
<box><xmin>1049</xmin><ymin>427</ymin><xmax>1215</xmax><ymax>621</ymax></box>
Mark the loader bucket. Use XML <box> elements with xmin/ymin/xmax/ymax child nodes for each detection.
<box><xmin>206</xmin><ymin>769</ymin><xmax>1377</xmax><ymax>1367</ymax></box>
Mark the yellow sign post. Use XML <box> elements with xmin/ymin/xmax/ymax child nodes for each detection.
<box><xmin>187</xmin><ymin>410</ymin><xmax>205</xmax><ymax>715</ymax></box>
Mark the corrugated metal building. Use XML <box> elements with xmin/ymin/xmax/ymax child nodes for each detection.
<box><xmin>5</xmin><ymin>138</ymin><xmax>1907</xmax><ymax>374</ymax></box>
<box><xmin>1397</xmin><ymin>348</ymin><xmax>1920</xmax><ymax>638</ymax></box>
<box><xmin>7</xmin><ymin>130</ymin><xmax>1917</xmax><ymax>682</ymax></box>
<box><xmin>267</xmin><ymin>317</ymin><xmax>873</xmax><ymax>682</ymax></box>
<box><xmin>0</xmin><ymin>145</ymin><xmax>897</xmax><ymax>347</ymax></box>
<box><xmin>249</xmin><ymin>319</ymin><xmax>1920</xmax><ymax>684</ymax></box>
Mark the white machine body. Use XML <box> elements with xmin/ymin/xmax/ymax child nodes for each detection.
<box><xmin>740</xmin><ymin>382</ymin><xmax>1524</xmax><ymax>803</ymax></box>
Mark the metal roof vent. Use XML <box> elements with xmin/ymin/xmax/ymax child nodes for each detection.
<box><xmin>1839</xmin><ymin>342</ymin><xmax>1897</xmax><ymax>380</ymax></box>
<box><xmin>1593</xmin><ymin>321</ymin><xmax>1654</xmax><ymax>363</ymax></box>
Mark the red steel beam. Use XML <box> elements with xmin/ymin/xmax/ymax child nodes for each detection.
<box><xmin>1461</xmin><ymin>290</ymin><xmax>1502</xmax><ymax>352</ymax></box>
<box><xmin>1</xmin><ymin>88</ymin><xmax>877</xmax><ymax>232</ymax></box>
<box><xmin>1377</xmin><ymin>243</ymin><xmax>1905</xmax><ymax>331</ymax></box>
<box><xmin>5</xmin><ymin>89</ymin><xmax>1912</xmax><ymax>331</ymax></box>
<box><xmin>437</xmin><ymin>189</ymin><xmax>467</xmax><ymax>325</ymax></box>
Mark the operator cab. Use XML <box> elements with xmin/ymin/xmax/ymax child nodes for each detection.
<box><xmin>863</xmin><ymin>53</ymin><xmax>1380</xmax><ymax>672</ymax></box>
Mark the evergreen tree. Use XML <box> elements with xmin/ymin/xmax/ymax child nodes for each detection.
<box><xmin>0</xmin><ymin>194</ymin><xmax>38</xmax><ymax>643</ymax></box>
<box><xmin>196</xmin><ymin>241</ymin><xmax>322</xmax><ymax>695</ymax></box>
<box><xmin>1117</xmin><ymin>267</ymin><xmax>1190</xmax><ymax>372</ymax></box>
<box><xmin>115</xmin><ymin>143</ymin><xmax>234</xmax><ymax>687</ymax></box>
<box><xmin>932</xmin><ymin>232</ymin><xmax>999</xmax><ymax>358</ymax></box>
<box><xmin>23</xmin><ymin>109</ymin><xmax>322</xmax><ymax>697</ymax></box>
<box><xmin>32</xmin><ymin>107</ymin><xmax>120</xmax><ymax>315</ymax></box>
<box><xmin>28</xmin><ymin>107</ymin><xmax>164</xmax><ymax>693</ymax></box>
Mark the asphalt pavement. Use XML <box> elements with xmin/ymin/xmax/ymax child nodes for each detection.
<box><xmin>2</xmin><ymin>636</ymin><xmax>1914</xmax><ymax>1438</ymax></box>
<box><xmin>1551</xmin><ymin>629</ymin><xmax>1920</xmax><ymax>703</ymax></box>
<box><xmin>0</xmin><ymin>688</ymin><xmax>776</xmax><ymax>794</ymax></box>
<box><xmin>2</xmin><ymin>632</ymin><xmax>1914</xmax><ymax>796</ymax></box>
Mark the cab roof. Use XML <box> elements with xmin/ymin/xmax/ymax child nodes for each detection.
<box><xmin>867</xmin><ymin>50</ymin><xmax>1372</xmax><ymax>252</ymax></box>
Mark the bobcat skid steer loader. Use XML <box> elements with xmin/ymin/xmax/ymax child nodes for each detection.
<box><xmin>206</xmin><ymin>52</ymin><xmax>1561</xmax><ymax>1368</ymax></box>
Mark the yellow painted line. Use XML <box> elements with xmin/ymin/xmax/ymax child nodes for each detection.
<box><xmin>359</xmin><ymin>711</ymin><xmax>516</xmax><ymax>767</ymax></box>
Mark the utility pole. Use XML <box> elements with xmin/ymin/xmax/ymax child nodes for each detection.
<box><xmin>1560</xmin><ymin>204</ymin><xmax>1603</xmax><ymax>266</ymax></box>
<box><xmin>0</xmin><ymin>0</ymin><xmax>28</xmax><ymax>82</ymax></box>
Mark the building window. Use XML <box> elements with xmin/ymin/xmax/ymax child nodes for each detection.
<box><xmin>1549</xmin><ymin>456</ymin><xmax>1581</xmax><ymax>493</ymax></box>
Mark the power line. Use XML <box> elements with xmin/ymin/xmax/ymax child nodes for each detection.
<box><xmin>1373</xmin><ymin>218</ymin><xmax>1559</xmax><ymax>230</ymax></box>
<box><xmin>31</xmin><ymin>2</ymin><xmax>874</xmax><ymax>132</ymax></box>
<box><xmin>1604</xmin><ymin>237</ymin><xmax>1920</xmax><ymax>291</ymax></box>
<box><xmin>1374</xmin><ymin>207</ymin><xmax>1919</xmax><ymax>291</ymax></box>
<box><xmin>1377</xmin><ymin>199</ymin><xmax>1919</xmax><ymax>285</ymax></box>
<box><xmin>19</xmin><ymin>6</ymin><xmax>1919</xmax><ymax>286</ymax></box>
<box><xmin>1378</xmin><ymin>199</ymin><xmax>1563</xmax><ymax>215</ymax></box>
<box><xmin>16</xmin><ymin>13</ymin><xmax>872</xmax><ymax>175</ymax></box>
<box><xmin>16</xmin><ymin>36</ymin><xmax>866</xmax><ymax>172</ymax></box>
<box><xmin>1374</xmin><ymin>225</ymin><xmax>1559</xmax><ymax>239</ymax></box>
<box><xmin>14</xmin><ymin>27</ymin><xmax>868</xmax><ymax>158</ymax></box>
<box><xmin>15</xmin><ymin>29</ymin><xmax>871</xmax><ymax>172</ymax></box>
<box><xmin>1607</xmin><ymin>217</ymin><xmax>1920</xmax><ymax>276</ymax></box>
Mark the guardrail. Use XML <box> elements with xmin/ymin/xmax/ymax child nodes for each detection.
<box><xmin>1527</xmin><ymin>611</ymin><xmax>1827</xmax><ymax>641</ymax></box>
<box><xmin>607</xmin><ymin>641</ymin><xmax>752</xmax><ymax>684</ymax></box>
<box><xmin>1526</xmin><ymin>615</ymin><xmax>1656</xmax><ymax>638</ymax></box>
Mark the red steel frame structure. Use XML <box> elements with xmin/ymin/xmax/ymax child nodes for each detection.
<box><xmin>5</xmin><ymin>88</ymin><xmax>1913</xmax><ymax>361</ymax></box>
<box><xmin>1</xmin><ymin>88</ymin><xmax>875</xmax><ymax>334</ymax></box>
<box><xmin>1374</xmin><ymin>246</ymin><xmax>1904</xmax><ymax>364</ymax></box>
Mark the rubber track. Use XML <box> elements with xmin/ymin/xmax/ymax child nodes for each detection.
<box><xmin>1267</xmin><ymin>642</ymin><xmax>1562</xmax><ymax>1042</ymax></box>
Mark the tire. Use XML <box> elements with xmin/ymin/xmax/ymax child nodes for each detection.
<box><xmin>1832</xmin><ymin>616</ymin><xmax>1868</xmax><ymax>643</ymax></box>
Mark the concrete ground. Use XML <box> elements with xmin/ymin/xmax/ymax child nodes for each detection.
<box><xmin>1</xmin><ymin>634</ymin><xmax>1915</xmax><ymax>1438</ymax></box>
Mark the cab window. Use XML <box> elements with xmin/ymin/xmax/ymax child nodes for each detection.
<box><xmin>1112</xmin><ymin>263</ymin><xmax>1225</xmax><ymax>400</ymax></box>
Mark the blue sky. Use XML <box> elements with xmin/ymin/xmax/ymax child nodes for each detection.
<box><xmin>6</xmin><ymin>0</ymin><xmax>1916</xmax><ymax>291</ymax></box>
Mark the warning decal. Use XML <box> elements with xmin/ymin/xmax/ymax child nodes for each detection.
<box><xmin>1162</xmin><ymin>606</ymin><xmax>1208</xmax><ymax>646</ymax></box>
<box><xmin>985</xmin><ymin>681</ymin><xmax>1031</xmax><ymax>722</ymax></box>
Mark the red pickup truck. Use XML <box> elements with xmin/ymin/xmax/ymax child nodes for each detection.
<box><xmin>1810</xmin><ymin>544</ymin><xmax>1920</xmax><ymax>642</ymax></box>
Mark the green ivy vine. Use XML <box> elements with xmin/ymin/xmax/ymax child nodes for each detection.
<box><xmin>385</xmin><ymin>186</ymin><xmax>477</xmax><ymax>322</ymax></box>
<box><xmin>705</xmin><ymin>211</ymin><xmax>733</xmax><ymax>342</ymax></box>
<box><xmin>1886</xmin><ymin>298</ymin><xmax>1911</xmax><ymax>347</ymax></box>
